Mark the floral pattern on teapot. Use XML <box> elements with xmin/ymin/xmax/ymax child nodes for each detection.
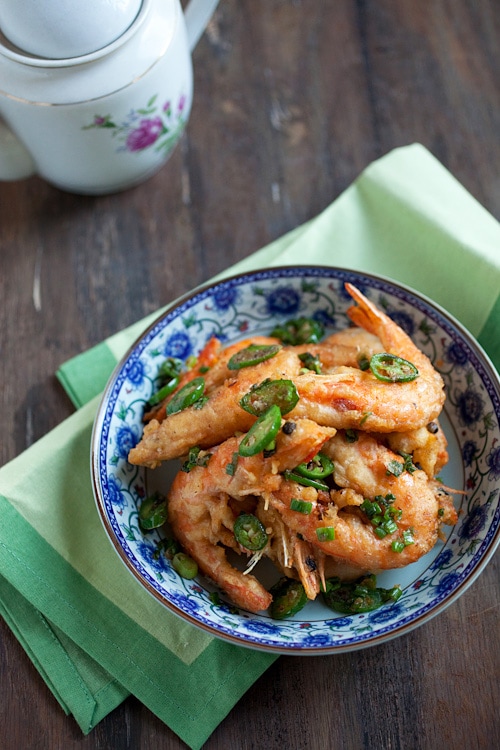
<box><xmin>83</xmin><ymin>93</ymin><xmax>188</xmax><ymax>154</ymax></box>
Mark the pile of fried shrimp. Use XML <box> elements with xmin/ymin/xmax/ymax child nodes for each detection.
<box><xmin>128</xmin><ymin>283</ymin><xmax>458</xmax><ymax>615</ymax></box>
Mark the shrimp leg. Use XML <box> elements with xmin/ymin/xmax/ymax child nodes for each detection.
<box><xmin>168</xmin><ymin>419</ymin><xmax>336</xmax><ymax>613</ymax></box>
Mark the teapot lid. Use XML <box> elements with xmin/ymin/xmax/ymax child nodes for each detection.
<box><xmin>0</xmin><ymin>0</ymin><xmax>143</xmax><ymax>59</ymax></box>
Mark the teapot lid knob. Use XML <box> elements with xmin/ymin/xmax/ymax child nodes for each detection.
<box><xmin>0</xmin><ymin>0</ymin><xmax>143</xmax><ymax>59</ymax></box>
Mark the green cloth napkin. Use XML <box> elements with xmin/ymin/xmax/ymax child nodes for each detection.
<box><xmin>1</xmin><ymin>144</ymin><xmax>500</xmax><ymax>749</ymax></box>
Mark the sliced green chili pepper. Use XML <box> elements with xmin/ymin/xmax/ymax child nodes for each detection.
<box><xmin>271</xmin><ymin>317</ymin><xmax>324</xmax><ymax>345</ymax></box>
<box><xmin>290</xmin><ymin>498</ymin><xmax>313</xmax><ymax>514</ymax></box>
<box><xmin>239</xmin><ymin>404</ymin><xmax>282</xmax><ymax>457</ymax></box>
<box><xmin>138</xmin><ymin>492</ymin><xmax>168</xmax><ymax>530</ymax></box>
<box><xmin>227</xmin><ymin>343</ymin><xmax>281</xmax><ymax>370</ymax></box>
<box><xmin>239</xmin><ymin>378</ymin><xmax>299</xmax><ymax>416</ymax></box>
<box><xmin>172</xmin><ymin>552</ymin><xmax>198</xmax><ymax>579</ymax></box>
<box><xmin>322</xmin><ymin>574</ymin><xmax>402</xmax><ymax>614</ymax></box>
<box><xmin>369</xmin><ymin>353</ymin><xmax>419</xmax><ymax>383</ymax></box>
<box><xmin>148</xmin><ymin>375</ymin><xmax>180</xmax><ymax>406</ymax></box>
<box><xmin>295</xmin><ymin>452</ymin><xmax>334</xmax><ymax>480</ymax></box>
<box><xmin>283</xmin><ymin>469</ymin><xmax>329</xmax><ymax>492</ymax></box>
<box><xmin>166</xmin><ymin>376</ymin><xmax>205</xmax><ymax>415</ymax></box>
<box><xmin>269</xmin><ymin>577</ymin><xmax>308</xmax><ymax>620</ymax></box>
<box><xmin>233</xmin><ymin>513</ymin><xmax>268</xmax><ymax>551</ymax></box>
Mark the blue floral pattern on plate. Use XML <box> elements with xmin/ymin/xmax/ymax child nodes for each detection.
<box><xmin>91</xmin><ymin>267</ymin><xmax>500</xmax><ymax>654</ymax></box>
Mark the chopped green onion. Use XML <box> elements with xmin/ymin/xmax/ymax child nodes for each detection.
<box><xmin>298</xmin><ymin>351</ymin><xmax>322</xmax><ymax>374</ymax></box>
<box><xmin>402</xmin><ymin>529</ymin><xmax>415</xmax><ymax>545</ymax></box>
<box><xmin>361</xmin><ymin>494</ymin><xmax>401</xmax><ymax>538</ymax></box>
<box><xmin>316</xmin><ymin>526</ymin><xmax>335</xmax><ymax>542</ymax></box>
<box><xmin>181</xmin><ymin>446</ymin><xmax>211</xmax><ymax>473</ymax></box>
<box><xmin>172</xmin><ymin>552</ymin><xmax>198</xmax><ymax>579</ymax></box>
<box><xmin>290</xmin><ymin>498</ymin><xmax>313</xmax><ymax>514</ymax></box>
<box><xmin>225</xmin><ymin>451</ymin><xmax>239</xmax><ymax>476</ymax></box>
<box><xmin>391</xmin><ymin>540</ymin><xmax>405</xmax><ymax>553</ymax></box>
<box><xmin>369</xmin><ymin>353</ymin><xmax>419</xmax><ymax>383</ymax></box>
<box><xmin>386</xmin><ymin>459</ymin><xmax>404</xmax><ymax>477</ymax></box>
<box><xmin>391</xmin><ymin>528</ymin><xmax>415</xmax><ymax>552</ymax></box>
<box><xmin>227</xmin><ymin>344</ymin><xmax>281</xmax><ymax>370</ymax></box>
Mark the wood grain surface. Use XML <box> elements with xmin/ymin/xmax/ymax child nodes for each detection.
<box><xmin>1</xmin><ymin>1</ymin><xmax>499</xmax><ymax>748</ymax></box>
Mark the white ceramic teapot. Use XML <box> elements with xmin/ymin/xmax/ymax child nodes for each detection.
<box><xmin>0</xmin><ymin>0</ymin><xmax>219</xmax><ymax>194</ymax></box>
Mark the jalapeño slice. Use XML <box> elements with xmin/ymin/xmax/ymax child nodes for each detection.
<box><xmin>147</xmin><ymin>375</ymin><xmax>180</xmax><ymax>406</ymax></box>
<box><xmin>138</xmin><ymin>492</ymin><xmax>168</xmax><ymax>530</ymax></box>
<box><xmin>227</xmin><ymin>343</ymin><xmax>281</xmax><ymax>370</ymax></box>
<box><xmin>269</xmin><ymin>578</ymin><xmax>308</xmax><ymax>620</ymax></box>
<box><xmin>233</xmin><ymin>513</ymin><xmax>268</xmax><ymax>551</ymax></box>
<box><xmin>239</xmin><ymin>379</ymin><xmax>299</xmax><ymax>416</ymax></box>
<box><xmin>322</xmin><ymin>575</ymin><xmax>402</xmax><ymax>614</ymax></box>
<box><xmin>283</xmin><ymin>469</ymin><xmax>329</xmax><ymax>492</ymax></box>
<box><xmin>238</xmin><ymin>404</ymin><xmax>282</xmax><ymax>457</ymax></box>
<box><xmin>369</xmin><ymin>353</ymin><xmax>419</xmax><ymax>383</ymax></box>
<box><xmin>295</xmin><ymin>452</ymin><xmax>334</xmax><ymax>480</ymax></box>
<box><xmin>166</xmin><ymin>376</ymin><xmax>205</xmax><ymax>415</ymax></box>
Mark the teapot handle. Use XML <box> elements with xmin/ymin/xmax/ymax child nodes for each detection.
<box><xmin>184</xmin><ymin>0</ymin><xmax>220</xmax><ymax>51</ymax></box>
<box><xmin>0</xmin><ymin>119</ymin><xmax>36</xmax><ymax>180</ymax></box>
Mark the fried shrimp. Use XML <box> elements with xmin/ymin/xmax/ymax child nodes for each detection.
<box><xmin>144</xmin><ymin>336</ymin><xmax>281</xmax><ymax>423</ymax></box>
<box><xmin>129</xmin><ymin>282</ymin><xmax>458</xmax><ymax>616</ymax></box>
<box><xmin>130</xmin><ymin>296</ymin><xmax>444</xmax><ymax>468</ymax></box>
<box><xmin>384</xmin><ymin>421</ymin><xmax>449</xmax><ymax>479</ymax></box>
<box><xmin>289</xmin><ymin>285</ymin><xmax>446</xmax><ymax>432</ymax></box>
<box><xmin>168</xmin><ymin>419</ymin><xmax>336</xmax><ymax>612</ymax></box>
<box><xmin>268</xmin><ymin>431</ymin><xmax>450</xmax><ymax>572</ymax></box>
<box><xmin>129</xmin><ymin>347</ymin><xmax>305</xmax><ymax>467</ymax></box>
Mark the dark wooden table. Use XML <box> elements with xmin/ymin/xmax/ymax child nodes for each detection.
<box><xmin>1</xmin><ymin>2</ymin><xmax>499</xmax><ymax>748</ymax></box>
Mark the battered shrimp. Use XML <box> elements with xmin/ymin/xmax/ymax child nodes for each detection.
<box><xmin>168</xmin><ymin>419</ymin><xmax>336</xmax><ymax>612</ymax></box>
<box><xmin>289</xmin><ymin>284</ymin><xmax>445</xmax><ymax>432</ymax></box>
<box><xmin>129</xmin><ymin>284</ymin><xmax>445</xmax><ymax>465</ymax></box>
<box><xmin>384</xmin><ymin>421</ymin><xmax>449</xmax><ymax>479</ymax></box>
<box><xmin>129</xmin><ymin>347</ymin><xmax>305</xmax><ymax>467</ymax></box>
<box><xmin>144</xmin><ymin>336</ymin><xmax>281</xmax><ymax>423</ymax></box>
<box><xmin>322</xmin><ymin>327</ymin><xmax>384</xmax><ymax>361</ymax></box>
<box><xmin>268</xmin><ymin>431</ymin><xmax>455</xmax><ymax>571</ymax></box>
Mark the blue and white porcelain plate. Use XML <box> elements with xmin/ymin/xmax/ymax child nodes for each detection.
<box><xmin>91</xmin><ymin>266</ymin><xmax>500</xmax><ymax>654</ymax></box>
